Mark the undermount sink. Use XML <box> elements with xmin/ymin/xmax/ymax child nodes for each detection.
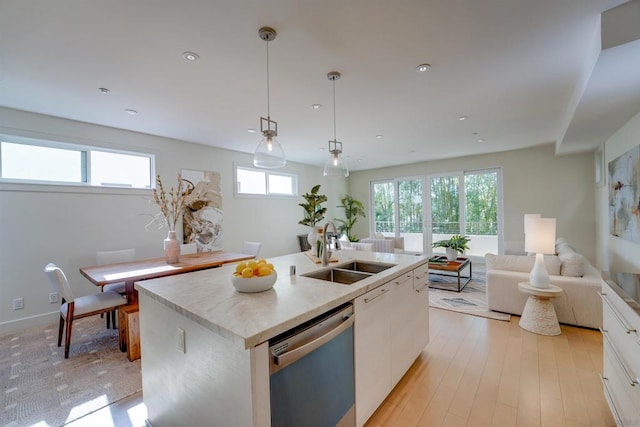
<box><xmin>337</xmin><ymin>261</ymin><xmax>396</xmax><ymax>274</ymax></box>
<box><xmin>303</xmin><ymin>268</ymin><xmax>372</xmax><ymax>285</ymax></box>
<box><xmin>302</xmin><ymin>260</ymin><xmax>397</xmax><ymax>285</ymax></box>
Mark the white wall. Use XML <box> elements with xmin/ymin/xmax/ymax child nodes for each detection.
<box><xmin>0</xmin><ymin>108</ymin><xmax>347</xmax><ymax>333</ymax></box>
<box><xmin>597</xmin><ymin>111</ymin><xmax>640</xmax><ymax>273</ymax></box>
<box><xmin>348</xmin><ymin>144</ymin><xmax>597</xmax><ymax>262</ymax></box>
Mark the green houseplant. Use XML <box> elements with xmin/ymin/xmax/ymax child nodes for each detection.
<box><xmin>432</xmin><ymin>234</ymin><xmax>471</xmax><ymax>261</ymax></box>
<box><xmin>334</xmin><ymin>194</ymin><xmax>366</xmax><ymax>242</ymax></box>
<box><xmin>298</xmin><ymin>185</ymin><xmax>327</xmax><ymax>251</ymax></box>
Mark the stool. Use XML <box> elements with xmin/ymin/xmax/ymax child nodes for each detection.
<box><xmin>118</xmin><ymin>304</ymin><xmax>140</xmax><ymax>361</ymax></box>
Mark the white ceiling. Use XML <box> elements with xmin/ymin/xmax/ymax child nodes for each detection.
<box><xmin>1</xmin><ymin>0</ymin><xmax>638</xmax><ymax>171</ymax></box>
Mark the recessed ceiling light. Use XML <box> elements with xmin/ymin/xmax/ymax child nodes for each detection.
<box><xmin>182</xmin><ymin>51</ymin><xmax>200</xmax><ymax>61</ymax></box>
<box><xmin>319</xmin><ymin>147</ymin><xmax>325</xmax><ymax>152</ymax></box>
<box><xmin>247</xmin><ymin>128</ymin><xmax>257</xmax><ymax>133</ymax></box>
<box><xmin>98</xmin><ymin>87</ymin><xmax>110</xmax><ymax>94</ymax></box>
<box><xmin>416</xmin><ymin>64</ymin><xmax>431</xmax><ymax>73</ymax></box>
<box><xmin>312</xmin><ymin>104</ymin><xmax>322</xmax><ymax>110</ymax></box>
<box><xmin>458</xmin><ymin>115</ymin><xmax>468</xmax><ymax>121</ymax></box>
<box><xmin>376</xmin><ymin>134</ymin><xmax>383</xmax><ymax>139</ymax></box>
<box><xmin>472</xmin><ymin>132</ymin><xmax>478</xmax><ymax>135</ymax></box>
<box><xmin>124</xmin><ymin>109</ymin><xmax>138</xmax><ymax>115</ymax></box>
<box><xmin>477</xmin><ymin>139</ymin><xmax>485</xmax><ymax>143</ymax></box>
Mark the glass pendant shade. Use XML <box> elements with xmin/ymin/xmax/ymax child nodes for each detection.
<box><xmin>254</xmin><ymin>131</ymin><xmax>286</xmax><ymax>168</ymax></box>
<box><xmin>323</xmin><ymin>141</ymin><xmax>349</xmax><ymax>177</ymax></box>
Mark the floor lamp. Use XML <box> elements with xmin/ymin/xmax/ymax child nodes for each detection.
<box><xmin>524</xmin><ymin>217</ymin><xmax>556</xmax><ymax>289</ymax></box>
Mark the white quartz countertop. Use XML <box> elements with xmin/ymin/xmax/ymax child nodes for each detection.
<box><xmin>135</xmin><ymin>250</ymin><xmax>428</xmax><ymax>349</ymax></box>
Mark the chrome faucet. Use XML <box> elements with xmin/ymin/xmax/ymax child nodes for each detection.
<box><xmin>322</xmin><ymin>221</ymin><xmax>339</xmax><ymax>266</ymax></box>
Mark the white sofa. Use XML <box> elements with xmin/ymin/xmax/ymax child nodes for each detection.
<box><xmin>360</xmin><ymin>235</ymin><xmax>405</xmax><ymax>253</ymax></box>
<box><xmin>485</xmin><ymin>238</ymin><xmax>602</xmax><ymax>329</ymax></box>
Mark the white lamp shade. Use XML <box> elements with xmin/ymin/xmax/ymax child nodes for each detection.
<box><xmin>524</xmin><ymin>217</ymin><xmax>556</xmax><ymax>254</ymax></box>
<box><xmin>253</xmin><ymin>135</ymin><xmax>286</xmax><ymax>168</ymax></box>
<box><xmin>524</xmin><ymin>213</ymin><xmax>541</xmax><ymax>234</ymax></box>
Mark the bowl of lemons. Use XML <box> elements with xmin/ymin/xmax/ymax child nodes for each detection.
<box><xmin>231</xmin><ymin>259</ymin><xmax>277</xmax><ymax>293</ymax></box>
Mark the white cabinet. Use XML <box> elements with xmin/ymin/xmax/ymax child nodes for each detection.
<box><xmin>354</xmin><ymin>264</ymin><xmax>430</xmax><ymax>427</ymax></box>
<box><xmin>600</xmin><ymin>278</ymin><xmax>640</xmax><ymax>426</ymax></box>
<box><xmin>354</xmin><ymin>283</ymin><xmax>393</xmax><ymax>427</ymax></box>
<box><xmin>412</xmin><ymin>263</ymin><xmax>430</xmax><ymax>357</ymax></box>
<box><xmin>390</xmin><ymin>271</ymin><xmax>420</xmax><ymax>385</ymax></box>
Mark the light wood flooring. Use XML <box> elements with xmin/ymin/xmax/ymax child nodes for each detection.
<box><xmin>67</xmin><ymin>308</ymin><xmax>614</xmax><ymax>427</ymax></box>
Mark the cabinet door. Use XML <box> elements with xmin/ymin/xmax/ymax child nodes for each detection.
<box><xmin>354</xmin><ymin>285</ymin><xmax>392</xmax><ymax>427</ymax></box>
<box><xmin>390</xmin><ymin>272</ymin><xmax>417</xmax><ymax>386</ymax></box>
<box><xmin>412</xmin><ymin>264</ymin><xmax>430</xmax><ymax>356</ymax></box>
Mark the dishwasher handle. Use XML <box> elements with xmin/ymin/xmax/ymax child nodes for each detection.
<box><xmin>272</xmin><ymin>313</ymin><xmax>354</xmax><ymax>370</ymax></box>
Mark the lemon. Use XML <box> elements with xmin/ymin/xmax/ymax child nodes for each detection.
<box><xmin>247</xmin><ymin>260</ymin><xmax>259</xmax><ymax>271</ymax></box>
<box><xmin>235</xmin><ymin>262</ymin><xmax>247</xmax><ymax>274</ymax></box>
<box><xmin>241</xmin><ymin>267</ymin><xmax>254</xmax><ymax>278</ymax></box>
<box><xmin>258</xmin><ymin>266</ymin><xmax>272</xmax><ymax>277</ymax></box>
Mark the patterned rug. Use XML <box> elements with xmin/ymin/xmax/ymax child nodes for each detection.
<box><xmin>0</xmin><ymin>316</ymin><xmax>142</xmax><ymax>427</ymax></box>
<box><xmin>428</xmin><ymin>268</ymin><xmax>511</xmax><ymax>321</ymax></box>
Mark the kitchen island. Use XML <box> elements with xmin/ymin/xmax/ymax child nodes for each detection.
<box><xmin>135</xmin><ymin>250</ymin><xmax>429</xmax><ymax>427</ymax></box>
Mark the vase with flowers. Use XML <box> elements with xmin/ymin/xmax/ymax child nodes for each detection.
<box><xmin>149</xmin><ymin>174</ymin><xmax>192</xmax><ymax>264</ymax></box>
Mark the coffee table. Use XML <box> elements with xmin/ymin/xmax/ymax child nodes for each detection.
<box><xmin>428</xmin><ymin>255</ymin><xmax>472</xmax><ymax>292</ymax></box>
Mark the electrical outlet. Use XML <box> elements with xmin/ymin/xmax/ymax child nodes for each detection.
<box><xmin>49</xmin><ymin>292</ymin><xmax>59</xmax><ymax>303</ymax></box>
<box><xmin>13</xmin><ymin>298</ymin><xmax>24</xmax><ymax>310</ymax></box>
<box><xmin>177</xmin><ymin>327</ymin><xmax>185</xmax><ymax>353</ymax></box>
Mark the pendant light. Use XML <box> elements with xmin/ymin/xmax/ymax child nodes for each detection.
<box><xmin>253</xmin><ymin>27</ymin><xmax>286</xmax><ymax>169</ymax></box>
<box><xmin>323</xmin><ymin>71</ymin><xmax>349</xmax><ymax>177</ymax></box>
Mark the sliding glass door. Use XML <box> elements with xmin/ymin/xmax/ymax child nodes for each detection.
<box><xmin>372</xmin><ymin>178</ymin><xmax>425</xmax><ymax>253</ymax></box>
<box><xmin>372</xmin><ymin>169</ymin><xmax>501</xmax><ymax>257</ymax></box>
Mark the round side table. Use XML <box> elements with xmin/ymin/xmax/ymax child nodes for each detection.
<box><xmin>518</xmin><ymin>282</ymin><xmax>563</xmax><ymax>336</ymax></box>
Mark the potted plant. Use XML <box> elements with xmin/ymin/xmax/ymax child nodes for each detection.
<box><xmin>298</xmin><ymin>185</ymin><xmax>327</xmax><ymax>250</ymax></box>
<box><xmin>432</xmin><ymin>234</ymin><xmax>471</xmax><ymax>261</ymax></box>
<box><xmin>334</xmin><ymin>194</ymin><xmax>366</xmax><ymax>242</ymax></box>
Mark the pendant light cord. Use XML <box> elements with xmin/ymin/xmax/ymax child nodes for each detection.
<box><xmin>332</xmin><ymin>79</ymin><xmax>337</xmax><ymax>141</ymax></box>
<box><xmin>266</xmin><ymin>41</ymin><xmax>270</xmax><ymax>118</ymax></box>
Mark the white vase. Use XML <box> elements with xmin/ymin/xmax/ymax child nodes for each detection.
<box><xmin>164</xmin><ymin>230</ymin><xmax>180</xmax><ymax>264</ymax></box>
<box><xmin>445</xmin><ymin>247</ymin><xmax>458</xmax><ymax>262</ymax></box>
<box><xmin>307</xmin><ymin>228</ymin><xmax>318</xmax><ymax>247</ymax></box>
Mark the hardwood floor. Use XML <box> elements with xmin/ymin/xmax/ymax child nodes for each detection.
<box><xmin>366</xmin><ymin>308</ymin><xmax>614</xmax><ymax>427</ymax></box>
<box><xmin>66</xmin><ymin>308</ymin><xmax>614</xmax><ymax>427</ymax></box>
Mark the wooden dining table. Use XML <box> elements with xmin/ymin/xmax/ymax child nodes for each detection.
<box><xmin>80</xmin><ymin>251</ymin><xmax>255</xmax><ymax>305</ymax></box>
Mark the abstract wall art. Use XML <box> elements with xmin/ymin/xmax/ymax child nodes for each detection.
<box><xmin>181</xmin><ymin>169</ymin><xmax>223</xmax><ymax>252</ymax></box>
<box><xmin>608</xmin><ymin>144</ymin><xmax>640</xmax><ymax>243</ymax></box>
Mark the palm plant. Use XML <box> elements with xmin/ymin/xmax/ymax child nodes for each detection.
<box><xmin>334</xmin><ymin>194</ymin><xmax>366</xmax><ymax>241</ymax></box>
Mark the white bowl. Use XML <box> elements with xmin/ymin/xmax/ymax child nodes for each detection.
<box><xmin>231</xmin><ymin>271</ymin><xmax>277</xmax><ymax>293</ymax></box>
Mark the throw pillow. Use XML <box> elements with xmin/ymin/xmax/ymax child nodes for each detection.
<box><xmin>556</xmin><ymin>244</ymin><xmax>585</xmax><ymax>277</ymax></box>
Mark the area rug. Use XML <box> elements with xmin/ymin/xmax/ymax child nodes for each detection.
<box><xmin>0</xmin><ymin>316</ymin><xmax>142</xmax><ymax>427</ymax></box>
<box><xmin>428</xmin><ymin>268</ymin><xmax>511</xmax><ymax>321</ymax></box>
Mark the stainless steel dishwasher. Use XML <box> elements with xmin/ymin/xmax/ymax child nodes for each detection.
<box><xmin>269</xmin><ymin>302</ymin><xmax>355</xmax><ymax>427</ymax></box>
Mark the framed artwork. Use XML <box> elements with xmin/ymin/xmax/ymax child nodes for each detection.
<box><xmin>181</xmin><ymin>169</ymin><xmax>223</xmax><ymax>252</ymax></box>
<box><xmin>608</xmin><ymin>145</ymin><xmax>640</xmax><ymax>243</ymax></box>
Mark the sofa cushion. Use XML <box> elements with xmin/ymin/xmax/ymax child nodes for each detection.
<box><xmin>485</xmin><ymin>253</ymin><xmax>561</xmax><ymax>275</ymax></box>
<box><xmin>556</xmin><ymin>243</ymin><xmax>585</xmax><ymax>277</ymax></box>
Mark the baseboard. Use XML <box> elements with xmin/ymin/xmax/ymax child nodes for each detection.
<box><xmin>0</xmin><ymin>311</ymin><xmax>58</xmax><ymax>336</ymax></box>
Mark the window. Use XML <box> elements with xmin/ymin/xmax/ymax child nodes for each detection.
<box><xmin>235</xmin><ymin>165</ymin><xmax>297</xmax><ymax>197</ymax></box>
<box><xmin>0</xmin><ymin>137</ymin><xmax>154</xmax><ymax>189</ymax></box>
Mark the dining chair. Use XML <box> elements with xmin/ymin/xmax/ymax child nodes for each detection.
<box><xmin>44</xmin><ymin>263</ymin><xmax>128</xmax><ymax>358</ymax></box>
<box><xmin>180</xmin><ymin>242</ymin><xmax>197</xmax><ymax>255</ymax></box>
<box><xmin>241</xmin><ymin>241</ymin><xmax>262</xmax><ymax>258</ymax></box>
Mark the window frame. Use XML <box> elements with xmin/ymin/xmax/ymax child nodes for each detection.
<box><xmin>233</xmin><ymin>163</ymin><xmax>298</xmax><ymax>199</ymax></box>
<box><xmin>0</xmin><ymin>134</ymin><xmax>155</xmax><ymax>190</ymax></box>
